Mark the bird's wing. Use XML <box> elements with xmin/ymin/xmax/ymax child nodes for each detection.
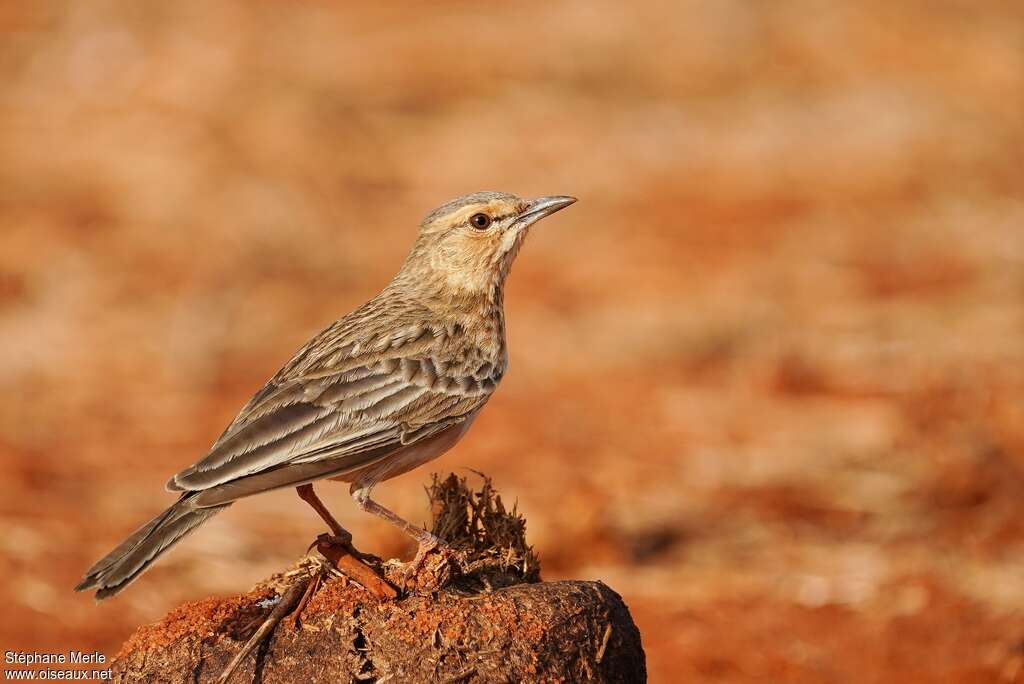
<box><xmin>167</xmin><ymin>350</ymin><xmax>499</xmax><ymax>494</ymax></box>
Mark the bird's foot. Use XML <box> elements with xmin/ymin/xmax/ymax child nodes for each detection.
<box><xmin>401</xmin><ymin>534</ymin><xmax>451</xmax><ymax>593</ymax></box>
<box><xmin>308</xmin><ymin>531</ymin><xmax>354</xmax><ymax>555</ymax></box>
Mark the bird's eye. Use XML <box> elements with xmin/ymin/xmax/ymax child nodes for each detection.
<box><xmin>470</xmin><ymin>213</ymin><xmax>492</xmax><ymax>230</ymax></box>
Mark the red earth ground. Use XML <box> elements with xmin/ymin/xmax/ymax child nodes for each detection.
<box><xmin>1</xmin><ymin>2</ymin><xmax>1023</xmax><ymax>681</ymax></box>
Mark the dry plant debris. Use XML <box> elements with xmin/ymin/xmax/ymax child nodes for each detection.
<box><xmin>424</xmin><ymin>472</ymin><xmax>541</xmax><ymax>587</ymax></box>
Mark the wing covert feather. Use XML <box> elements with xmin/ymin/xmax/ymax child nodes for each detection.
<box><xmin>168</xmin><ymin>339</ymin><xmax>501</xmax><ymax>493</ymax></box>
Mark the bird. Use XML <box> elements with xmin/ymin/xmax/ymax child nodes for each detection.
<box><xmin>75</xmin><ymin>191</ymin><xmax>576</xmax><ymax>600</ymax></box>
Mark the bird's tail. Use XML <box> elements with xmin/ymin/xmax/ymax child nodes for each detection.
<box><xmin>75</xmin><ymin>494</ymin><xmax>229</xmax><ymax>600</ymax></box>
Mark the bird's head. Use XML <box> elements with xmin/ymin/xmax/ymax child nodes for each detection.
<box><xmin>398</xmin><ymin>191</ymin><xmax>576</xmax><ymax>301</ymax></box>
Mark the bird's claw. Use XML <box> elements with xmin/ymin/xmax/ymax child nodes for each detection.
<box><xmin>308</xmin><ymin>531</ymin><xmax>353</xmax><ymax>554</ymax></box>
<box><xmin>401</xmin><ymin>535</ymin><xmax>449</xmax><ymax>592</ymax></box>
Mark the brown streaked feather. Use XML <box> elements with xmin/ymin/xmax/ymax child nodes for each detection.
<box><xmin>167</xmin><ymin>318</ymin><xmax>504</xmax><ymax>494</ymax></box>
<box><xmin>189</xmin><ymin>444</ymin><xmax>396</xmax><ymax>507</ymax></box>
<box><xmin>189</xmin><ymin>414</ymin><xmax>474</xmax><ymax>507</ymax></box>
<box><xmin>75</xmin><ymin>495</ymin><xmax>228</xmax><ymax>599</ymax></box>
<box><xmin>168</xmin><ymin>403</ymin><xmax>331</xmax><ymax>489</ymax></box>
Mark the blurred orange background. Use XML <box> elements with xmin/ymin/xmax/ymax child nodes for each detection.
<box><xmin>2</xmin><ymin>1</ymin><xmax>1023</xmax><ymax>681</ymax></box>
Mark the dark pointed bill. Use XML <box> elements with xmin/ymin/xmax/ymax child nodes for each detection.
<box><xmin>515</xmin><ymin>195</ymin><xmax>577</xmax><ymax>228</ymax></box>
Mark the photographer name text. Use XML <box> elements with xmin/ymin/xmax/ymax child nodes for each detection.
<box><xmin>5</xmin><ymin>651</ymin><xmax>105</xmax><ymax>667</ymax></box>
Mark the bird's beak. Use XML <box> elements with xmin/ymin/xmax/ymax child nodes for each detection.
<box><xmin>514</xmin><ymin>195</ymin><xmax>577</xmax><ymax>228</ymax></box>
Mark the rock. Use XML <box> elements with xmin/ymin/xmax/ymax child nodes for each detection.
<box><xmin>112</xmin><ymin>575</ymin><xmax>646</xmax><ymax>683</ymax></box>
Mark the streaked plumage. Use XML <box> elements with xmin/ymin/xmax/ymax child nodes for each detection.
<box><xmin>76</xmin><ymin>191</ymin><xmax>575</xmax><ymax>599</ymax></box>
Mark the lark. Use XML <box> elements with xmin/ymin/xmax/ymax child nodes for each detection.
<box><xmin>76</xmin><ymin>191</ymin><xmax>576</xmax><ymax>599</ymax></box>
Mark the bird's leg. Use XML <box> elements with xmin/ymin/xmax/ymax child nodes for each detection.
<box><xmin>350</xmin><ymin>484</ymin><xmax>445</xmax><ymax>586</ymax></box>
<box><xmin>296</xmin><ymin>484</ymin><xmax>352</xmax><ymax>546</ymax></box>
<box><xmin>296</xmin><ymin>484</ymin><xmax>397</xmax><ymax>597</ymax></box>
